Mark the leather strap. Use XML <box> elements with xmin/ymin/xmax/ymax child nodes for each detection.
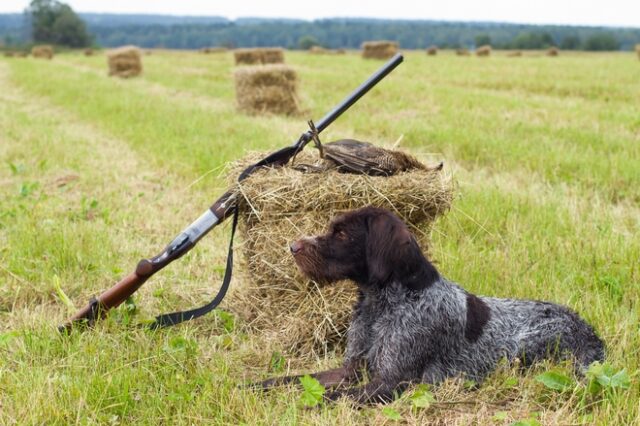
<box><xmin>148</xmin><ymin>208</ymin><xmax>238</xmax><ymax>329</ymax></box>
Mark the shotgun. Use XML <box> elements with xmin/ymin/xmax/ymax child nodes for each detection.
<box><xmin>59</xmin><ymin>53</ymin><xmax>404</xmax><ymax>332</ymax></box>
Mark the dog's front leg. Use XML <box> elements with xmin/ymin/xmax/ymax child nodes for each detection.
<box><xmin>324</xmin><ymin>377</ymin><xmax>407</xmax><ymax>405</ymax></box>
<box><xmin>258</xmin><ymin>360</ymin><xmax>363</xmax><ymax>390</ymax></box>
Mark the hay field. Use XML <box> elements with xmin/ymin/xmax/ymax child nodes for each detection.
<box><xmin>1</xmin><ymin>50</ymin><xmax>639</xmax><ymax>425</ymax></box>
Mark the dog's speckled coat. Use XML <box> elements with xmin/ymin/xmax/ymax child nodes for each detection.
<box><xmin>261</xmin><ymin>207</ymin><xmax>604</xmax><ymax>404</ymax></box>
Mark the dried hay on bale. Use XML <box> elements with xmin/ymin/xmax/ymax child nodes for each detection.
<box><xmin>16</xmin><ymin>51</ymin><xmax>28</xmax><ymax>58</ymax></box>
<box><xmin>234</xmin><ymin>64</ymin><xmax>299</xmax><ymax>116</ymax></box>
<box><xmin>636</xmin><ymin>44</ymin><xmax>640</xmax><ymax>59</ymax></box>
<box><xmin>361</xmin><ymin>41</ymin><xmax>399</xmax><ymax>60</ymax></box>
<box><xmin>84</xmin><ymin>48</ymin><xmax>94</xmax><ymax>56</ymax></box>
<box><xmin>234</xmin><ymin>47</ymin><xmax>285</xmax><ymax>65</ymax></box>
<box><xmin>506</xmin><ymin>50</ymin><xmax>522</xmax><ymax>57</ymax></box>
<box><xmin>3</xmin><ymin>51</ymin><xmax>15</xmax><ymax>58</ymax></box>
<box><xmin>107</xmin><ymin>45</ymin><xmax>142</xmax><ymax>78</ymax></box>
<box><xmin>426</xmin><ymin>46</ymin><xmax>438</xmax><ymax>55</ymax></box>
<box><xmin>227</xmin><ymin>149</ymin><xmax>454</xmax><ymax>357</ymax></box>
<box><xmin>31</xmin><ymin>45</ymin><xmax>53</xmax><ymax>59</ymax></box>
<box><xmin>476</xmin><ymin>45</ymin><xmax>491</xmax><ymax>57</ymax></box>
<box><xmin>547</xmin><ymin>46</ymin><xmax>559</xmax><ymax>57</ymax></box>
<box><xmin>456</xmin><ymin>48</ymin><xmax>470</xmax><ymax>56</ymax></box>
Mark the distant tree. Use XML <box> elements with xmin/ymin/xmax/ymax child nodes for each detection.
<box><xmin>474</xmin><ymin>33</ymin><xmax>491</xmax><ymax>47</ymax></box>
<box><xmin>298</xmin><ymin>35</ymin><xmax>319</xmax><ymax>50</ymax></box>
<box><xmin>561</xmin><ymin>35</ymin><xmax>581</xmax><ymax>50</ymax></box>
<box><xmin>583</xmin><ymin>33</ymin><xmax>619</xmax><ymax>51</ymax></box>
<box><xmin>512</xmin><ymin>31</ymin><xmax>555</xmax><ymax>49</ymax></box>
<box><xmin>25</xmin><ymin>0</ymin><xmax>92</xmax><ymax>47</ymax></box>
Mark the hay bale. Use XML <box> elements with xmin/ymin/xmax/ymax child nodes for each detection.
<box><xmin>31</xmin><ymin>45</ymin><xmax>53</xmax><ymax>59</ymax></box>
<box><xmin>234</xmin><ymin>64</ymin><xmax>299</xmax><ymax>116</ymax></box>
<box><xmin>234</xmin><ymin>48</ymin><xmax>285</xmax><ymax>65</ymax></box>
<box><xmin>476</xmin><ymin>45</ymin><xmax>491</xmax><ymax>57</ymax></box>
<box><xmin>309</xmin><ymin>46</ymin><xmax>328</xmax><ymax>54</ymax></box>
<box><xmin>361</xmin><ymin>41</ymin><xmax>399</xmax><ymax>60</ymax></box>
<box><xmin>426</xmin><ymin>46</ymin><xmax>438</xmax><ymax>56</ymax></box>
<box><xmin>506</xmin><ymin>50</ymin><xmax>522</xmax><ymax>57</ymax></box>
<box><xmin>456</xmin><ymin>48</ymin><xmax>470</xmax><ymax>56</ymax></box>
<box><xmin>84</xmin><ymin>48</ymin><xmax>94</xmax><ymax>56</ymax></box>
<box><xmin>107</xmin><ymin>45</ymin><xmax>142</xmax><ymax>78</ymax></box>
<box><xmin>636</xmin><ymin>44</ymin><xmax>640</xmax><ymax>59</ymax></box>
<box><xmin>547</xmin><ymin>46</ymin><xmax>559</xmax><ymax>57</ymax></box>
<box><xmin>228</xmin><ymin>150</ymin><xmax>453</xmax><ymax>356</ymax></box>
<box><xmin>16</xmin><ymin>51</ymin><xmax>28</xmax><ymax>58</ymax></box>
<box><xmin>200</xmin><ymin>46</ymin><xmax>227</xmax><ymax>54</ymax></box>
<box><xmin>3</xmin><ymin>51</ymin><xmax>15</xmax><ymax>58</ymax></box>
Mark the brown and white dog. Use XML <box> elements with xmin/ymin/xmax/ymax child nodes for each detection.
<box><xmin>259</xmin><ymin>206</ymin><xmax>604</xmax><ymax>404</ymax></box>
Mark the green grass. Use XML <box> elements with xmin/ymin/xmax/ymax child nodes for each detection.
<box><xmin>1</xmin><ymin>50</ymin><xmax>639</xmax><ymax>424</ymax></box>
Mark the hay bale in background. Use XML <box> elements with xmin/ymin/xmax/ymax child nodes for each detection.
<box><xmin>310</xmin><ymin>46</ymin><xmax>347</xmax><ymax>55</ymax></box>
<box><xmin>636</xmin><ymin>44</ymin><xmax>640</xmax><ymax>59</ymax></box>
<box><xmin>362</xmin><ymin>41</ymin><xmax>399</xmax><ymax>59</ymax></box>
<box><xmin>31</xmin><ymin>45</ymin><xmax>53</xmax><ymax>59</ymax></box>
<box><xmin>200</xmin><ymin>46</ymin><xmax>227</xmax><ymax>54</ymax></box>
<box><xmin>16</xmin><ymin>51</ymin><xmax>28</xmax><ymax>58</ymax></box>
<box><xmin>426</xmin><ymin>46</ymin><xmax>438</xmax><ymax>55</ymax></box>
<box><xmin>309</xmin><ymin>46</ymin><xmax>328</xmax><ymax>54</ymax></box>
<box><xmin>107</xmin><ymin>45</ymin><xmax>142</xmax><ymax>78</ymax></box>
<box><xmin>84</xmin><ymin>48</ymin><xmax>93</xmax><ymax>56</ymax></box>
<box><xmin>456</xmin><ymin>48</ymin><xmax>470</xmax><ymax>56</ymax></box>
<box><xmin>506</xmin><ymin>51</ymin><xmax>522</xmax><ymax>57</ymax></box>
<box><xmin>3</xmin><ymin>51</ymin><xmax>15</xmax><ymax>58</ymax></box>
<box><xmin>476</xmin><ymin>45</ymin><xmax>491</xmax><ymax>57</ymax></box>
<box><xmin>234</xmin><ymin>64</ymin><xmax>298</xmax><ymax>116</ymax></box>
<box><xmin>228</xmin><ymin>150</ymin><xmax>453</xmax><ymax>356</ymax></box>
<box><xmin>547</xmin><ymin>47</ymin><xmax>559</xmax><ymax>57</ymax></box>
<box><xmin>234</xmin><ymin>48</ymin><xmax>285</xmax><ymax>65</ymax></box>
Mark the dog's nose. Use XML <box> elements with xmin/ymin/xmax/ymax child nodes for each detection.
<box><xmin>290</xmin><ymin>241</ymin><xmax>303</xmax><ymax>255</ymax></box>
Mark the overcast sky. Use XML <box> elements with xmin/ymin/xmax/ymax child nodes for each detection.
<box><xmin>1</xmin><ymin>0</ymin><xmax>638</xmax><ymax>27</ymax></box>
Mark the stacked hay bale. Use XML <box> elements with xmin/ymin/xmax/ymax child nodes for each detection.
<box><xmin>547</xmin><ymin>47</ymin><xmax>559</xmax><ymax>56</ymax></box>
<box><xmin>234</xmin><ymin>48</ymin><xmax>285</xmax><ymax>65</ymax></box>
<box><xmin>107</xmin><ymin>45</ymin><xmax>142</xmax><ymax>78</ymax></box>
<box><xmin>228</xmin><ymin>150</ymin><xmax>453</xmax><ymax>356</ymax></box>
<box><xmin>476</xmin><ymin>45</ymin><xmax>491</xmax><ymax>57</ymax></box>
<box><xmin>3</xmin><ymin>51</ymin><xmax>15</xmax><ymax>58</ymax></box>
<box><xmin>456</xmin><ymin>48</ymin><xmax>470</xmax><ymax>56</ymax></box>
<box><xmin>31</xmin><ymin>45</ymin><xmax>54</xmax><ymax>59</ymax></box>
<box><xmin>426</xmin><ymin>46</ymin><xmax>438</xmax><ymax>56</ymax></box>
<box><xmin>506</xmin><ymin>50</ymin><xmax>522</xmax><ymax>57</ymax></box>
<box><xmin>361</xmin><ymin>41</ymin><xmax>399</xmax><ymax>59</ymax></box>
<box><xmin>234</xmin><ymin>64</ymin><xmax>299</xmax><ymax>115</ymax></box>
<box><xmin>84</xmin><ymin>48</ymin><xmax>94</xmax><ymax>56</ymax></box>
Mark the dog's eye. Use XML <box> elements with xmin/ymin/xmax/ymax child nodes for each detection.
<box><xmin>335</xmin><ymin>230</ymin><xmax>348</xmax><ymax>240</ymax></box>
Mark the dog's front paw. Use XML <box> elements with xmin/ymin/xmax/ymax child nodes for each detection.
<box><xmin>323</xmin><ymin>389</ymin><xmax>346</xmax><ymax>403</ymax></box>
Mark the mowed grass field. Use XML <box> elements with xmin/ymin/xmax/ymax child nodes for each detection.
<box><xmin>1</xmin><ymin>49</ymin><xmax>639</xmax><ymax>425</ymax></box>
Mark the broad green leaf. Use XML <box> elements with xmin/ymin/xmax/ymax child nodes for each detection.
<box><xmin>535</xmin><ymin>370</ymin><xmax>574</xmax><ymax>391</ymax></box>
<box><xmin>409</xmin><ymin>383</ymin><xmax>435</xmax><ymax>409</ymax></box>
<box><xmin>381</xmin><ymin>407</ymin><xmax>402</xmax><ymax>421</ymax></box>
<box><xmin>299</xmin><ymin>375</ymin><xmax>325</xmax><ymax>407</ymax></box>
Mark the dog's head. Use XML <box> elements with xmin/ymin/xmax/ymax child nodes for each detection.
<box><xmin>290</xmin><ymin>206</ymin><xmax>439</xmax><ymax>290</ymax></box>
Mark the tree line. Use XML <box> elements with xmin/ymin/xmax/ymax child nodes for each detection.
<box><xmin>1</xmin><ymin>7</ymin><xmax>639</xmax><ymax>52</ymax></box>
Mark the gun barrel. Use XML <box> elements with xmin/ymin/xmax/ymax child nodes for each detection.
<box><xmin>315</xmin><ymin>53</ymin><xmax>403</xmax><ymax>133</ymax></box>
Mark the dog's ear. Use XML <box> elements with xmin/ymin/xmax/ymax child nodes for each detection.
<box><xmin>365</xmin><ymin>211</ymin><xmax>439</xmax><ymax>290</ymax></box>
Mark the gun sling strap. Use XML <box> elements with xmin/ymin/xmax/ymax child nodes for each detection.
<box><xmin>146</xmin><ymin>123</ymin><xmax>323</xmax><ymax>329</ymax></box>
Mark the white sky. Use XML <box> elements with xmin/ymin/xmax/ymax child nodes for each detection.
<box><xmin>1</xmin><ymin>0</ymin><xmax>639</xmax><ymax>27</ymax></box>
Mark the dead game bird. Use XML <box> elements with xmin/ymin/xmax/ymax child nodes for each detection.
<box><xmin>294</xmin><ymin>139</ymin><xmax>442</xmax><ymax>176</ymax></box>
